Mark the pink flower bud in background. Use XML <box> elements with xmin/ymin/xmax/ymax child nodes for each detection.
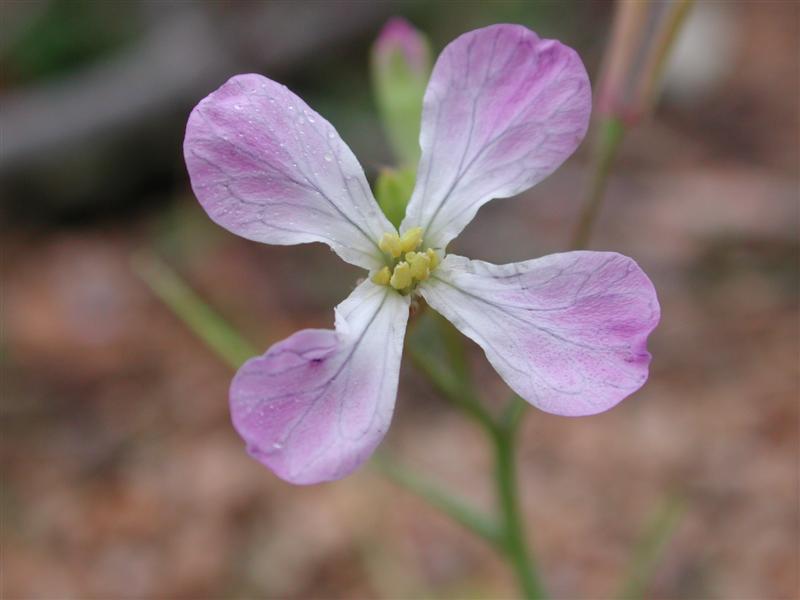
<box><xmin>596</xmin><ymin>0</ymin><xmax>693</xmax><ymax>126</ymax></box>
<box><xmin>370</xmin><ymin>18</ymin><xmax>432</xmax><ymax>166</ymax></box>
<box><xmin>372</xmin><ymin>17</ymin><xmax>430</xmax><ymax>75</ymax></box>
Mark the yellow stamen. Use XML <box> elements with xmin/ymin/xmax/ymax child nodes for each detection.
<box><xmin>371</xmin><ymin>266</ymin><xmax>391</xmax><ymax>286</ymax></box>
<box><xmin>389</xmin><ymin>262</ymin><xmax>412</xmax><ymax>290</ymax></box>
<box><xmin>379</xmin><ymin>232</ymin><xmax>402</xmax><ymax>258</ymax></box>
<box><xmin>406</xmin><ymin>251</ymin><xmax>431</xmax><ymax>281</ymax></box>
<box><xmin>426</xmin><ymin>248</ymin><xmax>440</xmax><ymax>269</ymax></box>
<box><xmin>399</xmin><ymin>227</ymin><xmax>423</xmax><ymax>253</ymax></box>
<box><xmin>373</xmin><ymin>230</ymin><xmax>442</xmax><ymax>291</ymax></box>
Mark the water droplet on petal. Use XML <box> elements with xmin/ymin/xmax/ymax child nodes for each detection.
<box><xmin>323</xmin><ymin>152</ymin><xmax>333</xmax><ymax>162</ymax></box>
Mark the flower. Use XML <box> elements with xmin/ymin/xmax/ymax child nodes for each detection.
<box><xmin>184</xmin><ymin>24</ymin><xmax>660</xmax><ymax>485</ymax></box>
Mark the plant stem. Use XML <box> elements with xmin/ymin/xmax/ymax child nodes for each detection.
<box><xmin>375</xmin><ymin>454</ymin><xmax>503</xmax><ymax>547</ymax></box>
<box><xmin>409</xmin><ymin>347</ymin><xmax>495</xmax><ymax>432</ymax></box>
<box><xmin>132</xmin><ymin>250</ymin><xmax>257</xmax><ymax>370</ymax></box>
<box><xmin>616</xmin><ymin>493</ymin><xmax>686</xmax><ymax>599</ymax></box>
<box><xmin>571</xmin><ymin>116</ymin><xmax>626</xmax><ymax>250</ymax></box>
<box><xmin>409</xmin><ymin>319</ymin><xmax>546</xmax><ymax>598</ymax></box>
<box><xmin>492</xmin><ymin>416</ymin><xmax>547</xmax><ymax>600</ymax></box>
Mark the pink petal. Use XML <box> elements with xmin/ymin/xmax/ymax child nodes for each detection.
<box><xmin>401</xmin><ymin>25</ymin><xmax>591</xmax><ymax>250</ymax></box>
<box><xmin>421</xmin><ymin>253</ymin><xmax>660</xmax><ymax>416</ymax></box>
<box><xmin>184</xmin><ymin>74</ymin><xmax>394</xmax><ymax>271</ymax></box>
<box><xmin>230</xmin><ymin>281</ymin><xmax>410</xmax><ymax>484</ymax></box>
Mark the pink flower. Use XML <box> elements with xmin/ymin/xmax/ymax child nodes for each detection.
<box><xmin>184</xmin><ymin>25</ymin><xmax>660</xmax><ymax>484</ymax></box>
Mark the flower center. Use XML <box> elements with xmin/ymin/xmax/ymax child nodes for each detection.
<box><xmin>371</xmin><ymin>227</ymin><xmax>440</xmax><ymax>294</ymax></box>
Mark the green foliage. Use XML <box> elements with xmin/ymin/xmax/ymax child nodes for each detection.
<box><xmin>2</xmin><ymin>0</ymin><xmax>137</xmax><ymax>84</ymax></box>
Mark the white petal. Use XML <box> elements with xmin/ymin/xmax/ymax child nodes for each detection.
<box><xmin>421</xmin><ymin>253</ymin><xmax>660</xmax><ymax>416</ymax></box>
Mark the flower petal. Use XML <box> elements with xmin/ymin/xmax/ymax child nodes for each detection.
<box><xmin>230</xmin><ymin>280</ymin><xmax>410</xmax><ymax>484</ymax></box>
<box><xmin>401</xmin><ymin>25</ymin><xmax>591</xmax><ymax>250</ymax></box>
<box><xmin>185</xmin><ymin>73</ymin><xmax>394</xmax><ymax>270</ymax></box>
<box><xmin>420</xmin><ymin>253</ymin><xmax>659</xmax><ymax>416</ymax></box>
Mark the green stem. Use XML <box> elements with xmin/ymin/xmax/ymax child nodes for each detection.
<box><xmin>375</xmin><ymin>454</ymin><xmax>503</xmax><ymax>547</ymax></box>
<box><xmin>616</xmin><ymin>493</ymin><xmax>686</xmax><ymax>599</ymax></box>
<box><xmin>409</xmin><ymin>322</ymin><xmax>546</xmax><ymax>598</ymax></box>
<box><xmin>132</xmin><ymin>251</ymin><xmax>257</xmax><ymax>370</ymax></box>
<box><xmin>493</xmin><ymin>419</ymin><xmax>547</xmax><ymax>600</ymax></box>
<box><xmin>407</xmin><ymin>345</ymin><xmax>496</xmax><ymax>433</ymax></box>
<box><xmin>571</xmin><ymin>116</ymin><xmax>626</xmax><ymax>250</ymax></box>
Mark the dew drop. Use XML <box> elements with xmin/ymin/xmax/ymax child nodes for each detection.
<box><xmin>323</xmin><ymin>152</ymin><xmax>333</xmax><ymax>162</ymax></box>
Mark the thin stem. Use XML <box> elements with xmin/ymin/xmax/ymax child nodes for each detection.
<box><xmin>493</xmin><ymin>420</ymin><xmax>547</xmax><ymax>600</ymax></box>
<box><xmin>409</xmin><ymin>347</ymin><xmax>495</xmax><ymax>433</ymax></box>
<box><xmin>637</xmin><ymin>0</ymin><xmax>695</xmax><ymax>114</ymax></box>
<box><xmin>409</xmin><ymin>322</ymin><xmax>546</xmax><ymax>598</ymax></box>
<box><xmin>500</xmin><ymin>395</ymin><xmax>528</xmax><ymax>432</ymax></box>
<box><xmin>374</xmin><ymin>454</ymin><xmax>503</xmax><ymax>548</ymax></box>
<box><xmin>132</xmin><ymin>250</ymin><xmax>257</xmax><ymax>370</ymax></box>
<box><xmin>616</xmin><ymin>493</ymin><xmax>686</xmax><ymax>599</ymax></box>
<box><xmin>571</xmin><ymin>116</ymin><xmax>626</xmax><ymax>250</ymax></box>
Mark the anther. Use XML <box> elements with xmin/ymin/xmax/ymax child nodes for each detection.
<box><xmin>426</xmin><ymin>248</ymin><xmax>440</xmax><ymax>269</ymax></box>
<box><xmin>389</xmin><ymin>262</ymin><xmax>412</xmax><ymax>290</ymax></box>
<box><xmin>371</xmin><ymin>266</ymin><xmax>391</xmax><ymax>286</ymax></box>
<box><xmin>379</xmin><ymin>232</ymin><xmax>402</xmax><ymax>258</ymax></box>
<box><xmin>406</xmin><ymin>251</ymin><xmax>431</xmax><ymax>280</ymax></box>
<box><xmin>399</xmin><ymin>227</ymin><xmax>423</xmax><ymax>253</ymax></box>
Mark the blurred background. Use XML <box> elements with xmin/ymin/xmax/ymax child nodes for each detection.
<box><xmin>2</xmin><ymin>1</ymin><xmax>798</xmax><ymax>598</ymax></box>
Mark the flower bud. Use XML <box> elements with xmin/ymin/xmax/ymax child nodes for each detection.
<box><xmin>370</xmin><ymin>18</ymin><xmax>432</xmax><ymax>166</ymax></box>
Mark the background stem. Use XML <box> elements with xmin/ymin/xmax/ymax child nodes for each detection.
<box><xmin>132</xmin><ymin>250</ymin><xmax>256</xmax><ymax>369</ymax></box>
<box><xmin>493</xmin><ymin>418</ymin><xmax>547</xmax><ymax>600</ymax></box>
<box><xmin>571</xmin><ymin>116</ymin><xmax>626</xmax><ymax>250</ymax></box>
<box><xmin>616</xmin><ymin>494</ymin><xmax>686</xmax><ymax>599</ymax></box>
<box><xmin>374</xmin><ymin>454</ymin><xmax>503</xmax><ymax>547</ymax></box>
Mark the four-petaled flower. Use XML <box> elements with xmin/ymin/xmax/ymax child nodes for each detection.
<box><xmin>184</xmin><ymin>24</ymin><xmax>660</xmax><ymax>484</ymax></box>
